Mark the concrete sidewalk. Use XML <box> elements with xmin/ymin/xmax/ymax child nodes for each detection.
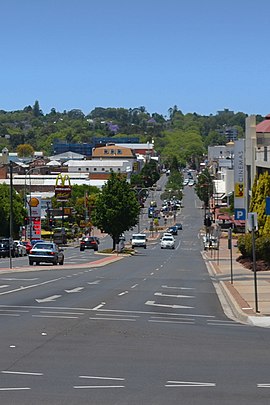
<box><xmin>203</xmin><ymin>236</ymin><xmax>270</xmax><ymax>328</ymax></box>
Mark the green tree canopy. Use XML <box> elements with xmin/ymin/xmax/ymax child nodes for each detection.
<box><xmin>0</xmin><ymin>184</ymin><xmax>26</xmax><ymax>237</ymax></box>
<box><xmin>92</xmin><ymin>172</ymin><xmax>140</xmax><ymax>249</ymax></box>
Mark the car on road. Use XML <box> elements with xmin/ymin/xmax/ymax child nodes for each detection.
<box><xmin>0</xmin><ymin>238</ymin><xmax>19</xmax><ymax>258</ymax></box>
<box><xmin>131</xmin><ymin>233</ymin><xmax>147</xmax><ymax>249</ymax></box>
<box><xmin>80</xmin><ymin>236</ymin><xmax>99</xmax><ymax>251</ymax></box>
<box><xmin>175</xmin><ymin>223</ymin><xmax>183</xmax><ymax>230</ymax></box>
<box><xmin>29</xmin><ymin>242</ymin><xmax>64</xmax><ymax>265</ymax></box>
<box><xmin>14</xmin><ymin>240</ymin><xmax>27</xmax><ymax>256</ymax></box>
<box><xmin>160</xmin><ymin>235</ymin><xmax>175</xmax><ymax>249</ymax></box>
<box><xmin>30</xmin><ymin>239</ymin><xmax>45</xmax><ymax>247</ymax></box>
<box><xmin>168</xmin><ymin>226</ymin><xmax>178</xmax><ymax>235</ymax></box>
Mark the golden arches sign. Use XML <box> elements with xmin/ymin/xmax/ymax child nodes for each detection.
<box><xmin>55</xmin><ymin>174</ymin><xmax>72</xmax><ymax>201</ymax></box>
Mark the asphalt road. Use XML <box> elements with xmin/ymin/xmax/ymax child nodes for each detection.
<box><xmin>0</xmin><ymin>186</ymin><xmax>270</xmax><ymax>404</ymax></box>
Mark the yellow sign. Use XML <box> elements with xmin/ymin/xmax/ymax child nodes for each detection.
<box><xmin>235</xmin><ymin>182</ymin><xmax>244</xmax><ymax>198</ymax></box>
<box><xmin>55</xmin><ymin>174</ymin><xmax>72</xmax><ymax>201</ymax></box>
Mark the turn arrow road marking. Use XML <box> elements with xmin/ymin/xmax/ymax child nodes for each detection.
<box><xmin>145</xmin><ymin>300</ymin><xmax>193</xmax><ymax>309</ymax></box>
<box><xmin>35</xmin><ymin>295</ymin><xmax>62</xmax><ymax>303</ymax></box>
<box><xmin>155</xmin><ymin>292</ymin><xmax>194</xmax><ymax>298</ymax></box>
<box><xmin>64</xmin><ymin>287</ymin><xmax>84</xmax><ymax>293</ymax></box>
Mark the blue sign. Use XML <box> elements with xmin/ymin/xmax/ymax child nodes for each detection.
<box><xmin>266</xmin><ymin>197</ymin><xmax>270</xmax><ymax>215</ymax></box>
<box><xmin>234</xmin><ymin>208</ymin><xmax>246</xmax><ymax>220</ymax></box>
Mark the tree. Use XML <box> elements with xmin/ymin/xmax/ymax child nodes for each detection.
<box><xmin>92</xmin><ymin>172</ymin><xmax>140</xmax><ymax>250</ymax></box>
<box><xmin>17</xmin><ymin>143</ymin><xmax>35</xmax><ymax>157</ymax></box>
<box><xmin>195</xmin><ymin>169</ymin><xmax>213</xmax><ymax>209</ymax></box>
<box><xmin>0</xmin><ymin>184</ymin><xmax>26</xmax><ymax>237</ymax></box>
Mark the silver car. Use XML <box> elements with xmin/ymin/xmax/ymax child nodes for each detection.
<box><xmin>29</xmin><ymin>242</ymin><xmax>64</xmax><ymax>265</ymax></box>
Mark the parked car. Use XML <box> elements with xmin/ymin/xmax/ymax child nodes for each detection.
<box><xmin>168</xmin><ymin>226</ymin><xmax>178</xmax><ymax>235</ymax></box>
<box><xmin>21</xmin><ymin>240</ymin><xmax>32</xmax><ymax>254</ymax></box>
<box><xmin>14</xmin><ymin>240</ymin><xmax>27</xmax><ymax>257</ymax></box>
<box><xmin>80</xmin><ymin>236</ymin><xmax>99</xmax><ymax>251</ymax></box>
<box><xmin>29</xmin><ymin>242</ymin><xmax>64</xmax><ymax>265</ymax></box>
<box><xmin>0</xmin><ymin>238</ymin><xmax>19</xmax><ymax>258</ymax></box>
<box><xmin>160</xmin><ymin>235</ymin><xmax>175</xmax><ymax>249</ymax></box>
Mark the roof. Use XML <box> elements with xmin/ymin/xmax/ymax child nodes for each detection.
<box><xmin>92</xmin><ymin>145</ymin><xmax>136</xmax><ymax>158</ymax></box>
<box><xmin>49</xmin><ymin>151</ymin><xmax>85</xmax><ymax>160</ymax></box>
<box><xmin>256</xmin><ymin>115</ymin><xmax>270</xmax><ymax>133</ymax></box>
<box><xmin>64</xmin><ymin>159</ymin><xmax>130</xmax><ymax>167</ymax></box>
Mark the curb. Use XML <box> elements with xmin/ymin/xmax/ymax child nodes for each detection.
<box><xmin>203</xmin><ymin>251</ymin><xmax>270</xmax><ymax>328</ymax></box>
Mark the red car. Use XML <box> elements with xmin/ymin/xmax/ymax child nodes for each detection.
<box><xmin>22</xmin><ymin>240</ymin><xmax>32</xmax><ymax>254</ymax></box>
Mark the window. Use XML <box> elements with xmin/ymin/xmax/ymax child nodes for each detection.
<box><xmin>117</xmin><ymin>149</ymin><xmax>122</xmax><ymax>154</ymax></box>
<box><xmin>94</xmin><ymin>168</ymin><xmax>97</xmax><ymax>171</ymax></box>
<box><xmin>78</xmin><ymin>168</ymin><xmax>81</xmax><ymax>171</ymax></box>
<box><xmin>104</xmin><ymin>149</ymin><xmax>109</xmax><ymax>154</ymax></box>
<box><xmin>102</xmin><ymin>168</ymin><xmax>105</xmax><ymax>171</ymax></box>
<box><xmin>110</xmin><ymin>149</ymin><xmax>115</xmax><ymax>154</ymax></box>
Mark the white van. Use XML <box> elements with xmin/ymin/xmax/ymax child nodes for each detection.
<box><xmin>131</xmin><ymin>233</ymin><xmax>147</xmax><ymax>249</ymax></box>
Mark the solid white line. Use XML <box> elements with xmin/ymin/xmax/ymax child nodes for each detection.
<box><xmin>40</xmin><ymin>311</ymin><xmax>84</xmax><ymax>315</ymax></box>
<box><xmin>151</xmin><ymin>316</ymin><xmax>194</xmax><ymax>321</ymax></box>
<box><xmin>258</xmin><ymin>384</ymin><xmax>270</xmax><ymax>388</ymax></box>
<box><xmin>0</xmin><ymin>309</ymin><xmax>29</xmax><ymax>313</ymax></box>
<box><xmin>0</xmin><ymin>277</ymin><xmax>64</xmax><ymax>297</ymax></box>
<box><xmin>95</xmin><ymin>314</ymin><xmax>139</xmax><ymax>318</ymax></box>
<box><xmin>0</xmin><ymin>278</ymin><xmax>38</xmax><ymax>281</ymax></box>
<box><xmin>79</xmin><ymin>376</ymin><xmax>125</xmax><ymax>380</ymax></box>
<box><xmin>162</xmin><ymin>285</ymin><xmax>195</xmax><ymax>290</ymax></box>
<box><xmin>207</xmin><ymin>323</ymin><xmax>244</xmax><ymax>327</ymax></box>
<box><xmin>149</xmin><ymin>320</ymin><xmax>194</xmax><ymax>325</ymax></box>
<box><xmin>32</xmin><ymin>315</ymin><xmax>78</xmax><ymax>319</ymax></box>
<box><xmin>0</xmin><ymin>285</ymin><xmax>9</xmax><ymax>289</ymax></box>
<box><xmin>2</xmin><ymin>371</ymin><xmax>43</xmax><ymax>376</ymax></box>
<box><xmin>0</xmin><ymin>387</ymin><xmax>31</xmax><ymax>391</ymax></box>
<box><xmin>131</xmin><ymin>284</ymin><xmax>138</xmax><ymax>289</ymax></box>
<box><xmin>74</xmin><ymin>385</ymin><xmax>124</xmax><ymax>389</ymax></box>
<box><xmin>0</xmin><ymin>313</ymin><xmax>20</xmax><ymax>317</ymax></box>
<box><xmin>89</xmin><ymin>317</ymin><xmax>136</xmax><ymax>322</ymax></box>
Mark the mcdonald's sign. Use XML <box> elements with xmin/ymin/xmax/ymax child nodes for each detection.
<box><xmin>55</xmin><ymin>174</ymin><xmax>72</xmax><ymax>201</ymax></box>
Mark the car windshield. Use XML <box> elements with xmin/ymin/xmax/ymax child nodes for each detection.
<box><xmin>162</xmin><ymin>238</ymin><xmax>173</xmax><ymax>241</ymax></box>
<box><xmin>134</xmin><ymin>235</ymin><xmax>145</xmax><ymax>240</ymax></box>
<box><xmin>34</xmin><ymin>243</ymin><xmax>54</xmax><ymax>250</ymax></box>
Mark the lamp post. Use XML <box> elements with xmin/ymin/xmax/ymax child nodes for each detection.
<box><xmin>9</xmin><ymin>161</ymin><xmax>13</xmax><ymax>269</ymax></box>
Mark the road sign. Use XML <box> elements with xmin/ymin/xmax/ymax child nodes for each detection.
<box><xmin>247</xmin><ymin>212</ymin><xmax>258</xmax><ymax>231</ymax></box>
<box><xmin>234</xmin><ymin>208</ymin><xmax>246</xmax><ymax>220</ymax></box>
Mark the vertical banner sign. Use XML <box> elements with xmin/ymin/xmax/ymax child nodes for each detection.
<box><xmin>234</xmin><ymin>139</ymin><xmax>246</xmax><ymax>221</ymax></box>
<box><xmin>55</xmin><ymin>174</ymin><xmax>72</xmax><ymax>201</ymax></box>
<box><xmin>27</xmin><ymin>195</ymin><xmax>42</xmax><ymax>239</ymax></box>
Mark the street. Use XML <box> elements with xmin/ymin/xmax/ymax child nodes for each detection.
<box><xmin>0</xmin><ymin>186</ymin><xmax>269</xmax><ymax>404</ymax></box>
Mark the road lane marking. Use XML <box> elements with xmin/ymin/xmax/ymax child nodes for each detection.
<box><xmin>64</xmin><ymin>287</ymin><xmax>84</xmax><ymax>293</ymax></box>
<box><xmin>145</xmin><ymin>300</ymin><xmax>193</xmax><ymax>309</ymax></box>
<box><xmin>35</xmin><ymin>295</ymin><xmax>62</xmax><ymax>303</ymax></box>
<box><xmin>79</xmin><ymin>376</ymin><xmax>125</xmax><ymax>380</ymax></box>
<box><xmin>0</xmin><ymin>277</ymin><xmax>64</xmax><ymax>297</ymax></box>
<box><xmin>92</xmin><ymin>303</ymin><xmax>106</xmax><ymax>310</ymax></box>
<box><xmin>32</xmin><ymin>315</ymin><xmax>78</xmax><ymax>319</ymax></box>
<box><xmin>118</xmin><ymin>291</ymin><xmax>128</xmax><ymax>296</ymax></box>
<box><xmin>95</xmin><ymin>313</ymin><xmax>139</xmax><ymax>318</ymax></box>
<box><xmin>162</xmin><ymin>285</ymin><xmax>195</xmax><ymax>290</ymax></box>
<box><xmin>87</xmin><ymin>280</ymin><xmax>101</xmax><ymax>285</ymax></box>
<box><xmin>0</xmin><ymin>387</ymin><xmax>31</xmax><ymax>391</ymax></box>
<box><xmin>2</xmin><ymin>371</ymin><xmax>43</xmax><ymax>376</ymax></box>
<box><xmin>155</xmin><ymin>292</ymin><xmax>194</xmax><ymax>298</ymax></box>
<box><xmin>40</xmin><ymin>311</ymin><xmax>84</xmax><ymax>316</ymax></box>
<box><xmin>165</xmin><ymin>380</ymin><xmax>216</xmax><ymax>387</ymax></box>
<box><xmin>74</xmin><ymin>385</ymin><xmax>124</xmax><ymax>389</ymax></box>
<box><xmin>89</xmin><ymin>317</ymin><xmax>135</xmax><ymax>322</ymax></box>
<box><xmin>0</xmin><ymin>285</ymin><xmax>9</xmax><ymax>289</ymax></box>
<box><xmin>131</xmin><ymin>284</ymin><xmax>138</xmax><ymax>289</ymax></box>
<box><xmin>149</xmin><ymin>320</ymin><xmax>194</xmax><ymax>325</ymax></box>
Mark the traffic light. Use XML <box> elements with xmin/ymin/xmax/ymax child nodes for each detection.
<box><xmin>49</xmin><ymin>218</ymin><xmax>53</xmax><ymax>228</ymax></box>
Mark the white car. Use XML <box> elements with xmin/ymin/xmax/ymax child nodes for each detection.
<box><xmin>160</xmin><ymin>235</ymin><xmax>175</xmax><ymax>249</ymax></box>
<box><xmin>14</xmin><ymin>240</ymin><xmax>27</xmax><ymax>257</ymax></box>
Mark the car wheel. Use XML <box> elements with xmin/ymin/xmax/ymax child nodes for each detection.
<box><xmin>59</xmin><ymin>259</ymin><xmax>64</xmax><ymax>265</ymax></box>
<box><xmin>29</xmin><ymin>260</ymin><xmax>33</xmax><ymax>266</ymax></box>
<box><xmin>80</xmin><ymin>247</ymin><xmax>84</xmax><ymax>251</ymax></box>
<box><xmin>144</xmin><ymin>246</ymin><xmax>146</xmax><ymax>249</ymax></box>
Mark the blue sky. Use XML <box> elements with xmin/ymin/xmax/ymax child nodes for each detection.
<box><xmin>1</xmin><ymin>0</ymin><xmax>270</xmax><ymax>117</ymax></box>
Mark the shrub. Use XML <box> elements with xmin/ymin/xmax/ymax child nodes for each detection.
<box><xmin>238</xmin><ymin>234</ymin><xmax>252</xmax><ymax>258</ymax></box>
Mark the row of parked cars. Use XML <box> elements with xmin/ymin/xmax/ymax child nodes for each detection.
<box><xmin>0</xmin><ymin>238</ymin><xmax>31</xmax><ymax>258</ymax></box>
